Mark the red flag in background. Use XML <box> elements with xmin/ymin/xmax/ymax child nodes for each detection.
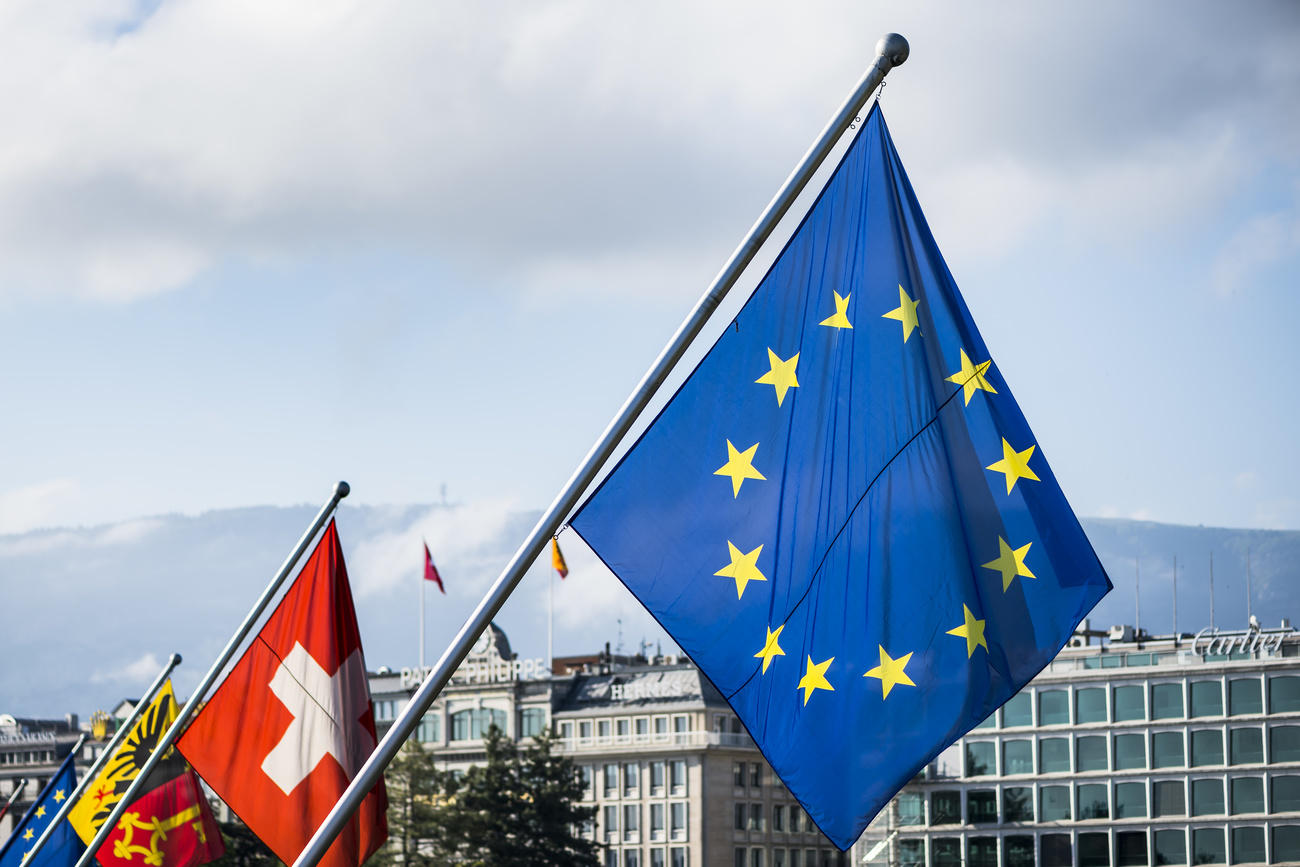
<box><xmin>177</xmin><ymin>521</ymin><xmax>387</xmax><ymax>867</ymax></box>
<box><xmin>423</xmin><ymin>542</ymin><xmax>445</xmax><ymax>593</ymax></box>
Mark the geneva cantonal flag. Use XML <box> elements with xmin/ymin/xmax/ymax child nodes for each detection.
<box><xmin>177</xmin><ymin>521</ymin><xmax>387</xmax><ymax>867</ymax></box>
<box><xmin>571</xmin><ymin>104</ymin><xmax>1111</xmax><ymax>849</ymax></box>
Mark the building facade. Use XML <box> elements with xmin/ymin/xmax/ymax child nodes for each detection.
<box><xmin>0</xmin><ymin>714</ymin><xmax>89</xmax><ymax>844</ymax></box>
<box><xmin>860</xmin><ymin>620</ymin><xmax>1300</xmax><ymax>867</ymax></box>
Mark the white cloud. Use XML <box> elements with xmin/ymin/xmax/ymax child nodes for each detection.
<box><xmin>0</xmin><ymin>513</ymin><xmax>163</xmax><ymax>555</ymax></box>
<box><xmin>0</xmin><ymin>479</ymin><xmax>82</xmax><ymax>534</ymax></box>
<box><xmin>90</xmin><ymin>651</ymin><xmax>163</xmax><ymax>685</ymax></box>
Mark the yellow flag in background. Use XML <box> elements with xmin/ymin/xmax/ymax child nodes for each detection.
<box><xmin>551</xmin><ymin>538</ymin><xmax>568</xmax><ymax>578</ymax></box>
<box><xmin>67</xmin><ymin>680</ymin><xmax>180</xmax><ymax>844</ymax></box>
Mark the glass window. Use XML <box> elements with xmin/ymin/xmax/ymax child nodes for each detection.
<box><xmin>670</xmin><ymin>760</ymin><xmax>686</xmax><ymax>794</ymax></box>
<box><xmin>598</xmin><ymin>719</ymin><xmax>611</xmax><ymax>740</ymax></box>
<box><xmin>1154</xmin><ymin>830</ymin><xmax>1186</xmax><ymax>866</ymax></box>
<box><xmin>1191</xmin><ymin>729</ymin><xmax>1225</xmax><ymax>766</ymax></box>
<box><xmin>1077</xmin><ymin>687</ymin><xmax>1107</xmax><ymax>723</ymax></box>
<box><xmin>1077</xmin><ymin>735</ymin><xmax>1108</xmax><ymax>771</ymax></box>
<box><xmin>1041</xmin><ymin>835</ymin><xmax>1071</xmax><ymax>867</ymax></box>
<box><xmin>1192</xmin><ymin>680</ymin><xmax>1224</xmax><ymax>717</ymax></box>
<box><xmin>1231</xmin><ymin>777</ymin><xmax>1265</xmax><ymax>814</ymax></box>
<box><xmin>1002</xmin><ymin>740</ymin><xmax>1032</xmax><ymax>775</ymax></box>
<box><xmin>1272</xmin><ymin>827</ymin><xmax>1300</xmax><ymax>864</ymax></box>
<box><xmin>734</xmin><ymin>803</ymin><xmax>747</xmax><ymax>831</ymax></box>
<box><xmin>1153</xmin><ymin>780</ymin><xmax>1186</xmax><ymax>817</ymax></box>
<box><xmin>1152</xmin><ymin>731</ymin><xmax>1185</xmax><ymax>768</ymax></box>
<box><xmin>650</xmin><ymin>803</ymin><xmax>665</xmax><ymax>840</ymax></box>
<box><xmin>1272</xmin><ymin>775</ymin><xmax>1300</xmax><ymax>812</ymax></box>
<box><xmin>651</xmin><ymin>851</ymin><xmax>665</xmax><ymax>867</ymax></box>
<box><xmin>773</xmin><ymin>804</ymin><xmax>785</xmax><ymax>832</ymax></box>
<box><xmin>974</xmin><ymin>712</ymin><xmax>996</xmax><ymax>730</ymax></box>
<box><xmin>751</xmin><ymin>763</ymin><xmax>762</xmax><ymax>788</ymax></box>
<box><xmin>624</xmin><ymin>803</ymin><xmax>640</xmax><ymax>841</ymax></box>
<box><xmin>1231</xmin><ymin>826</ymin><xmax>1265</xmax><ymax>865</ymax></box>
<box><xmin>1113</xmin><ymin>685</ymin><xmax>1145</xmax><ymax>721</ymax></box>
<box><xmin>636</xmin><ymin>717</ymin><xmax>649</xmax><ymax>737</ymax></box>
<box><xmin>578</xmin><ymin>765</ymin><xmax>594</xmax><ymax>799</ymax></box>
<box><xmin>1077</xmin><ymin>783</ymin><xmax>1109</xmax><ymax>819</ymax></box>
<box><xmin>1039</xmin><ymin>690</ymin><xmax>1069</xmax><ymax>725</ymax></box>
<box><xmin>627</xmin><ymin>851</ymin><xmax>640</xmax><ymax>867</ymax></box>
<box><xmin>624</xmin><ymin>763</ymin><xmax>640</xmax><ymax>796</ymax></box>
<box><xmin>1003</xmin><ymin>835</ymin><xmax>1033</xmax><ymax>867</ymax></box>
<box><xmin>931</xmin><ymin>791</ymin><xmax>960</xmax><ymax>825</ymax></box>
<box><xmin>1230</xmin><ymin>727</ymin><xmax>1264</xmax><ymax>764</ymax></box>
<box><xmin>1002</xmin><ymin>787</ymin><xmax>1032</xmax><ymax>823</ymax></box>
<box><xmin>1192</xmin><ymin>778</ymin><xmax>1225</xmax><ymax>815</ymax></box>
<box><xmin>1272</xmin><ymin>725</ymin><xmax>1300</xmax><ymax>762</ymax></box>
<box><xmin>604</xmin><ymin>763</ymin><xmax>619</xmax><ymax>796</ymax></box>
<box><xmin>1040</xmin><ymin>737</ymin><xmax>1070</xmax><ymax>773</ymax></box>
<box><xmin>967</xmin><ymin>790</ymin><xmax>997</xmax><ymax>824</ymax></box>
<box><xmin>1152</xmin><ymin>683</ymin><xmax>1184</xmax><ymax>719</ymax></box>
<box><xmin>670</xmin><ymin>848</ymin><xmax>687</xmax><ymax>867</ymax></box>
<box><xmin>1116</xmin><ymin>831</ymin><xmax>1147</xmax><ymax>867</ymax></box>
<box><xmin>1193</xmin><ymin>828</ymin><xmax>1226</xmax><ymax>864</ymax></box>
<box><xmin>1272</xmin><ymin>676</ymin><xmax>1300</xmax><ymax>714</ymax></box>
<box><xmin>604</xmin><ymin>804</ymin><xmax>618</xmax><ymax>840</ymax></box>
<box><xmin>518</xmin><ymin>707</ymin><xmax>545</xmax><ymax>738</ymax></box>
<box><xmin>1040</xmin><ymin>785</ymin><xmax>1071</xmax><ymax>821</ymax></box>
<box><xmin>1078</xmin><ymin>832</ymin><xmax>1110</xmax><ymax>867</ymax></box>
<box><xmin>749</xmin><ymin>803</ymin><xmax>765</xmax><ymax>832</ymax></box>
<box><xmin>650</xmin><ymin>761</ymin><xmax>665</xmax><ymax>793</ymax></box>
<box><xmin>933</xmin><ymin>839</ymin><xmax>961</xmax><ymax>867</ymax></box>
<box><xmin>417</xmin><ymin>712</ymin><xmax>441</xmax><ymax>743</ymax></box>
<box><xmin>969</xmin><ymin>838</ymin><xmax>997</xmax><ymax>867</ymax></box>
<box><xmin>965</xmin><ymin>742</ymin><xmax>994</xmax><ymax>776</ymax></box>
<box><xmin>897</xmin><ymin>793</ymin><xmax>923</xmax><ymax>826</ymax></box>
<box><xmin>734</xmin><ymin>762</ymin><xmax>746</xmax><ymax>787</ymax></box>
<box><xmin>670</xmin><ymin>802</ymin><xmax>686</xmax><ymax>840</ymax></box>
<box><xmin>1230</xmin><ymin>678</ymin><xmax>1263</xmax><ymax>715</ymax></box>
<box><xmin>1115</xmin><ymin>733</ymin><xmax>1146</xmax><ymax>769</ymax></box>
<box><xmin>1002</xmin><ymin>692</ymin><xmax>1032</xmax><ymax>727</ymax></box>
<box><xmin>734</xmin><ymin>850</ymin><xmax>746</xmax><ymax>867</ymax></box>
<box><xmin>898</xmin><ymin>840</ymin><xmax>924</xmax><ymax>867</ymax></box>
<box><xmin>606</xmin><ymin>850</ymin><xmax>619</xmax><ymax>867</ymax></box>
<box><xmin>1115</xmin><ymin>781</ymin><xmax>1146</xmax><ymax>818</ymax></box>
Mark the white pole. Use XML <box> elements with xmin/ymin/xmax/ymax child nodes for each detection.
<box><xmin>548</xmin><ymin>558</ymin><xmax>554</xmax><ymax>675</ymax></box>
<box><xmin>420</xmin><ymin>557</ymin><xmax>426</xmax><ymax>670</ymax></box>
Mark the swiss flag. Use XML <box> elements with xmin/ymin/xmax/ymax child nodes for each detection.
<box><xmin>177</xmin><ymin>521</ymin><xmax>387</xmax><ymax>867</ymax></box>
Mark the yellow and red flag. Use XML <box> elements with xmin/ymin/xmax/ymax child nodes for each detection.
<box><xmin>551</xmin><ymin>538</ymin><xmax>568</xmax><ymax>579</ymax></box>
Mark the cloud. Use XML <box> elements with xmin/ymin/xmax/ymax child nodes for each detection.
<box><xmin>0</xmin><ymin>514</ymin><xmax>163</xmax><ymax>555</ymax></box>
<box><xmin>0</xmin><ymin>479</ymin><xmax>82</xmax><ymax>534</ymax></box>
<box><xmin>90</xmin><ymin>651</ymin><xmax>163</xmax><ymax>685</ymax></box>
<box><xmin>1211</xmin><ymin>211</ymin><xmax>1300</xmax><ymax>297</ymax></box>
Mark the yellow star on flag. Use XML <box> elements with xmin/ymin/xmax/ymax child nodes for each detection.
<box><xmin>715</xmin><ymin>542</ymin><xmax>768</xmax><ymax>599</ymax></box>
<box><xmin>754</xmin><ymin>625</ymin><xmax>786</xmax><ymax>674</ymax></box>
<box><xmin>33</xmin><ymin>806</ymin><xmax>45</xmax><ymax>818</ymax></box>
<box><xmin>881</xmin><ymin>284</ymin><xmax>921</xmax><ymax>342</ymax></box>
<box><xmin>864</xmin><ymin>645</ymin><xmax>916</xmax><ymax>698</ymax></box>
<box><xmin>982</xmin><ymin>536</ymin><xmax>1036</xmax><ymax>591</ymax></box>
<box><xmin>53</xmin><ymin>789</ymin><xmax>65</xmax><ymax>802</ymax></box>
<box><xmin>946</xmin><ymin>604</ymin><xmax>989</xmax><ymax>657</ymax></box>
<box><xmin>986</xmin><ymin>437</ymin><xmax>1040</xmax><ymax>493</ymax></box>
<box><xmin>714</xmin><ymin>440</ymin><xmax>765</xmax><ymax>497</ymax></box>
<box><xmin>819</xmin><ymin>291</ymin><xmax>853</xmax><ymax>329</ymax></box>
<box><xmin>797</xmin><ymin>656</ymin><xmax>835</xmax><ymax>705</ymax></box>
<box><xmin>754</xmin><ymin>348</ymin><xmax>800</xmax><ymax>406</ymax></box>
<box><xmin>944</xmin><ymin>349</ymin><xmax>997</xmax><ymax>405</ymax></box>
<box><xmin>22</xmin><ymin>829</ymin><xmax>34</xmax><ymax>841</ymax></box>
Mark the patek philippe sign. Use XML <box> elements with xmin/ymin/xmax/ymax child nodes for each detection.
<box><xmin>399</xmin><ymin>657</ymin><xmax>547</xmax><ymax>688</ymax></box>
<box><xmin>1193</xmin><ymin>624</ymin><xmax>1295</xmax><ymax>656</ymax></box>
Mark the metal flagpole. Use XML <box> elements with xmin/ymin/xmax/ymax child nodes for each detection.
<box><xmin>72</xmin><ymin>482</ymin><xmax>350</xmax><ymax>867</ymax></box>
<box><xmin>291</xmin><ymin>34</ymin><xmax>911</xmax><ymax>867</ymax></box>
<box><xmin>548</xmin><ymin>548</ymin><xmax>554</xmax><ymax>675</ymax></box>
<box><xmin>420</xmin><ymin>552</ymin><xmax>426</xmax><ymax>669</ymax></box>
<box><xmin>0</xmin><ymin>779</ymin><xmax>27</xmax><ymax>823</ymax></box>
<box><xmin>24</xmin><ymin>654</ymin><xmax>182</xmax><ymax>865</ymax></box>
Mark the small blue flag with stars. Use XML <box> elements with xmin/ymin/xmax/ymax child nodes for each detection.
<box><xmin>0</xmin><ymin>750</ymin><xmax>86</xmax><ymax>867</ymax></box>
<box><xmin>571</xmin><ymin>104</ymin><xmax>1112</xmax><ymax>849</ymax></box>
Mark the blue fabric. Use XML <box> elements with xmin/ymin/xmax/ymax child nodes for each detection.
<box><xmin>0</xmin><ymin>750</ymin><xmax>85</xmax><ymax>867</ymax></box>
<box><xmin>572</xmin><ymin>105</ymin><xmax>1111</xmax><ymax>849</ymax></box>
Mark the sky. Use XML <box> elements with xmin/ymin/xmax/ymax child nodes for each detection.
<box><xmin>1</xmin><ymin>0</ymin><xmax>1298</xmax><ymax>547</ymax></box>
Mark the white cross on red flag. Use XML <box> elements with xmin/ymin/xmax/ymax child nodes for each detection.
<box><xmin>178</xmin><ymin>521</ymin><xmax>387</xmax><ymax>867</ymax></box>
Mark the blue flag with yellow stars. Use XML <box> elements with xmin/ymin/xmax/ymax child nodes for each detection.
<box><xmin>0</xmin><ymin>750</ymin><xmax>85</xmax><ymax>867</ymax></box>
<box><xmin>571</xmin><ymin>104</ymin><xmax>1112</xmax><ymax>849</ymax></box>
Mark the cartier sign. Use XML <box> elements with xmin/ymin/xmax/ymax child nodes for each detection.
<box><xmin>1192</xmin><ymin>624</ymin><xmax>1294</xmax><ymax>656</ymax></box>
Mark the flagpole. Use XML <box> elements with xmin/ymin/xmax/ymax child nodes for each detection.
<box><xmin>72</xmin><ymin>482</ymin><xmax>350</xmax><ymax>867</ymax></box>
<box><xmin>0</xmin><ymin>779</ymin><xmax>27</xmax><ymax>823</ymax></box>
<box><xmin>291</xmin><ymin>34</ymin><xmax>910</xmax><ymax>867</ymax></box>
<box><xmin>24</xmin><ymin>654</ymin><xmax>181</xmax><ymax>865</ymax></box>
<box><xmin>548</xmin><ymin>557</ymin><xmax>554</xmax><ymax>674</ymax></box>
<box><xmin>420</xmin><ymin>555</ymin><xmax>426</xmax><ymax>670</ymax></box>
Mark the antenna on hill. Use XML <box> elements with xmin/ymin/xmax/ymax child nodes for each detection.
<box><xmin>440</xmin><ymin>483</ymin><xmax>448</xmax><ymax>506</ymax></box>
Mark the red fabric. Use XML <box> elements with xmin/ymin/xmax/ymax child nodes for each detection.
<box><xmin>177</xmin><ymin>521</ymin><xmax>387</xmax><ymax>867</ymax></box>
<box><xmin>96</xmin><ymin>771</ymin><xmax>225</xmax><ymax>867</ymax></box>
<box><xmin>423</xmin><ymin>542</ymin><xmax>445</xmax><ymax>593</ymax></box>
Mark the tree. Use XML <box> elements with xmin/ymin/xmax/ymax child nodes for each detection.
<box><xmin>380</xmin><ymin>726</ymin><xmax>599</xmax><ymax>867</ymax></box>
<box><xmin>206</xmin><ymin>818</ymin><xmax>281</xmax><ymax>867</ymax></box>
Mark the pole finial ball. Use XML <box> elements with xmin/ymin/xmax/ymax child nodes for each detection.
<box><xmin>336</xmin><ymin>481</ymin><xmax>351</xmax><ymax>499</ymax></box>
<box><xmin>876</xmin><ymin>33</ymin><xmax>909</xmax><ymax>67</ymax></box>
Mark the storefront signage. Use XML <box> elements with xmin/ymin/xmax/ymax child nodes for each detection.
<box><xmin>1192</xmin><ymin>624</ymin><xmax>1294</xmax><ymax>656</ymax></box>
<box><xmin>399</xmin><ymin>657</ymin><xmax>547</xmax><ymax>688</ymax></box>
<box><xmin>610</xmin><ymin>679</ymin><xmax>694</xmax><ymax>701</ymax></box>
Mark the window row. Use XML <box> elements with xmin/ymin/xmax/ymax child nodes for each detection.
<box><xmin>899</xmin><ymin>776</ymin><xmax>1300</xmax><ymax>826</ymax></box>
<box><xmin>0</xmin><ymin>750</ymin><xmax>57</xmax><ymax>765</ymax></box>
<box><xmin>579</xmin><ymin>760</ymin><xmax>689</xmax><ymax>800</ymax></box>
<box><xmin>405</xmin><ymin>706</ymin><xmax>548</xmax><ymax>744</ymax></box>
<box><xmin>964</xmin><ymin>725</ymin><xmax>1300</xmax><ymax>776</ymax></box>
<box><xmin>601</xmin><ymin>846</ymin><xmax>689</xmax><ymax>867</ymax></box>
<box><xmin>731</xmin><ymin>848</ymin><xmax>848</xmax><ymax>867</ymax></box>
<box><xmin>976</xmin><ymin>676</ymin><xmax>1300</xmax><ymax>730</ymax></box>
<box><xmin>897</xmin><ymin>826</ymin><xmax>1300</xmax><ymax>867</ymax></box>
<box><xmin>732</xmin><ymin>802</ymin><xmax>821</xmax><ymax>835</ymax></box>
<box><xmin>600</xmin><ymin>801</ymin><xmax>689</xmax><ymax>843</ymax></box>
<box><xmin>559</xmin><ymin>714</ymin><xmax>694</xmax><ymax>745</ymax></box>
<box><xmin>734</xmin><ymin>762</ymin><xmax>765</xmax><ymax>789</ymax></box>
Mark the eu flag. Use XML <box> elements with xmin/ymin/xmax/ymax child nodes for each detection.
<box><xmin>0</xmin><ymin>750</ymin><xmax>86</xmax><ymax>867</ymax></box>
<box><xmin>571</xmin><ymin>105</ymin><xmax>1111</xmax><ymax>849</ymax></box>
